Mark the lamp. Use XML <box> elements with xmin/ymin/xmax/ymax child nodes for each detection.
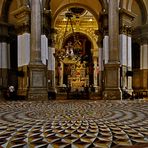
<box><xmin>54</xmin><ymin>9</ymin><xmax>82</xmax><ymax>63</ymax></box>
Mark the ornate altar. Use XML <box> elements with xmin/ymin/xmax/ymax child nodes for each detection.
<box><xmin>68</xmin><ymin>62</ymin><xmax>89</xmax><ymax>91</ymax></box>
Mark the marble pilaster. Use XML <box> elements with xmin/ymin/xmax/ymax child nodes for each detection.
<box><xmin>119</xmin><ymin>8</ymin><xmax>135</xmax><ymax>94</ymax></box>
<box><xmin>127</xmin><ymin>35</ymin><xmax>132</xmax><ymax>94</ymax></box>
<box><xmin>103</xmin><ymin>36</ymin><xmax>109</xmax><ymax>64</ymax></box>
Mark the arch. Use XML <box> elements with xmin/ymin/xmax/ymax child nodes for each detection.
<box><xmin>53</xmin><ymin>3</ymin><xmax>101</xmax><ymax>27</ymax></box>
<box><xmin>57</xmin><ymin>29</ymin><xmax>98</xmax><ymax>54</ymax></box>
<box><xmin>1</xmin><ymin>0</ymin><xmax>30</xmax><ymax>22</ymax></box>
<box><xmin>63</xmin><ymin>32</ymin><xmax>95</xmax><ymax>50</ymax></box>
<box><xmin>128</xmin><ymin>0</ymin><xmax>147</xmax><ymax>24</ymax></box>
<box><xmin>134</xmin><ymin>0</ymin><xmax>147</xmax><ymax>24</ymax></box>
<box><xmin>43</xmin><ymin>0</ymin><xmax>51</xmax><ymax>10</ymax></box>
<box><xmin>119</xmin><ymin>0</ymin><xmax>128</xmax><ymax>9</ymax></box>
<box><xmin>1</xmin><ymin>0</ymin><xmax>12</xmax><ymax>22</ymax></box>
<box><xmin>99</xmin><ymin>0</ymin><xmax>108</xmax><ymax>11</ymax></box>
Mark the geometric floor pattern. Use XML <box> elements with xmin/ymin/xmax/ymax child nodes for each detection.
<box><xmin>0</xmin><ymin>100</ymin><xmax>148</xmax><ymax>148</ymax></box>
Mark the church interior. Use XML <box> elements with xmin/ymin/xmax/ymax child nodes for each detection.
<box><xmin>0</xmin><ymin>0</ymin><xmax>148</xmax><ymax>147</ymax></box>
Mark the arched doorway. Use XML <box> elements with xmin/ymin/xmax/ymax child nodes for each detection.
<box><xmin>61</xmin><ymin>32</ymin><xmax>93</xmax><ymax>90</ymax></box>
<box><xmin>54</xmin><ymin>6</ymin><xmax>99</xmax><ymax>95</ymax></box>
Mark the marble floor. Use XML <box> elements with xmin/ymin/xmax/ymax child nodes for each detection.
<box><xmin>0</xmin><ymin>99</ymin><xmax>147</xmax><ymax>148</ymax></box>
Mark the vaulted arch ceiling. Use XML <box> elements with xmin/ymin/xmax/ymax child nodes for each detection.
<box><xmin>0</xmin><ymin>0</ymin><xmax>148</xmax><ymax>26</ymax></box>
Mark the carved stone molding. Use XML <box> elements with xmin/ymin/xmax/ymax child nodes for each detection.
<box><xmin>119</xmin><ymin>8</ymin><xmax>135</xmax><ymax>26</ymax></box>
<box><xmin>119</xmin><ymin>8</ymin><xmax>135</xmax><ymax>35</ymax></box>
<box><xmin>119</xmin><ymin>25</ymin><xmax>133</xmax><ymax>35</ymax></box>
<box><xmin>132</xmin><ymin>24</ymin><xmax>148</xmax><ymax>44</ymax></box>
<box><xmin>11</xmin><ymin>6</ymin><xmax>31</xmax><ymax>34</ymax></box>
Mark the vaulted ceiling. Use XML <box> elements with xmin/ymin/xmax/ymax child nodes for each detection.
<box><xmin>0</xmin><ymin>0</ymin><xmax>148</xmax><ymax>27</ymax></box>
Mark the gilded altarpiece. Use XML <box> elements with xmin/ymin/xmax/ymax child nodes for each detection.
<box><xmin>68</xmin><ymin>62</ymin><xmax>89</xmax><ymax>90</ymax></box>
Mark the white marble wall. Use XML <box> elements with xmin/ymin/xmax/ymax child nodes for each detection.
<box><xmin>18</xmin><ymin>33</ymin><xmax>30</xmax><ymax>67</ymax></box>
<box><xmin>127</xmin><ymin>36</ymin><xmax>132</xmax><ymax>91</ymax></box>
<box><xmin>120</xmin><ymin>34</ymin><xmax>127</xmax><ymax>66</ymax></box>
<box><xmin>41</xmin><ymin>35</ymin><xmax>48</xmax><ymax>65</ymax></box>
<box><xmin>103</xmin><ymin>36</ymin><xmax>109</xmax><ymax>64</ymax></box>
<box><xmin>127</xmin><ymin>36</ymin><xmax>132</xmax><ymax>68</ymax></box>
<box><xmin>48</xmin><ymin>47</ymin><xmax>55</xmax><ymax>71</ymax></box>
<box><xmin>99</xmin><ymin>47</ymin><xmax>103</xmax><ymax>71</ymax></box>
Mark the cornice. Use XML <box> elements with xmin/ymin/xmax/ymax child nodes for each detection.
<box><xmin>119</xmin><ymin>8</ymin><xmax>136</xmax><ymax>35</ymax></box>
<box><xmin>11</xmin><ymin>6</ymin><xmax>31</xmax><ymax>34</ymax></box>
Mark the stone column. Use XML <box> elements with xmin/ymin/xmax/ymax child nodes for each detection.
<box><xmin>28</xmin><ymin>0</ymin><xmax>48</xmax><ymax>100</ymax></box>
<box><xmin>0</xmin><ymin>22</ymin><xmax>10</xmax><ymax>98</ymax></box>
<box><xmin>103</xmin><ymin>0</ymin><xmax>121</xmax><ymax>99</ymax></box>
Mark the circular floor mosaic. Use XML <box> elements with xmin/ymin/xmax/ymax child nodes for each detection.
<box><xmin>0</xmin><ymin>100</ymin><xmax>148</xmax><ymax>147</ymax></box>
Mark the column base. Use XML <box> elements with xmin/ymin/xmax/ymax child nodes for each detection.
<box><xmin>103</xmin><ymin>88</ymin><xmax>122</xmax><ymax>100</ymax></box>
<box><xmin>28</xmin><ymin>64</ymin><xmax>48</xmax><ymax>101</ymax></box>
<box><xmin>28</xmin><ymin>88</ymin><xmax>48</xmax><ymax>101</ymax></box>
<box><xmin>103</xmin><ymin>63</ymin><xmax>122</xmax><ymax>100</ymax></box>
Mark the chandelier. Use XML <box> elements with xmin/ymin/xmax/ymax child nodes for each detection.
<box><xmin>54</xmin><ymin>10</ymin><xmax>83</xmax><ymax>63</ymax></box>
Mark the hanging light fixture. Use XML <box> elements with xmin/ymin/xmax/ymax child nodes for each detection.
<box><xmin>54</xmin><ymin>9</ymin><xmax>83</xmax><ymax>63</ymax></box>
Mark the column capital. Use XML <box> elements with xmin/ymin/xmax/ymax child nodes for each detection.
<box><xmin>0</xmin><ymin>21</ymin><xmax>10</xmax><ymax>42</ymax></box>
<box><xmin>119</xmin><ymin>25</ymin><xmax>133</xmax><ymax>36</ymax></box>
<box><xmin>42</xmin><ymin>9</ymin><xmax>52</xmax><ymax>36</ymax></box>
<box><xmin>119</xmin><ymin>8</ymin><xmax>135</xmax><ymax>36</ymax></box>
<box><xmin>133</xmin><ymin>24</ymin><xmax>148</xmax><ymax>44</ymax></box>
<box><xmin>99</xmin><ymin>12</ymin><xmax>108</xmax><ymax>36</ymax></box>
<box><xmin>48</xmin><ymin>28</ymin><xmax>58</xmax><ymax>47</ymax></box>
<box><xmin>11</xmin><ymin>6</ymin><xmax>31</xmax><ymax>34</ymax></box>
<box><xmin>94</xmin><ymin>29</ymin><xmax>103</xmax><ymax>47</ymax></box>
<box><xmin>141</xmin><ymin>38</ymin><xmax>148</xmax><ymax>45</ymax></box>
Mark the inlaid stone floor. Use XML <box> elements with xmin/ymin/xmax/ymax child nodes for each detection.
<box><xmin>0</xmin><ymin>99</ymin><xmax>148</xmax><ymax>148</ymax></box>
